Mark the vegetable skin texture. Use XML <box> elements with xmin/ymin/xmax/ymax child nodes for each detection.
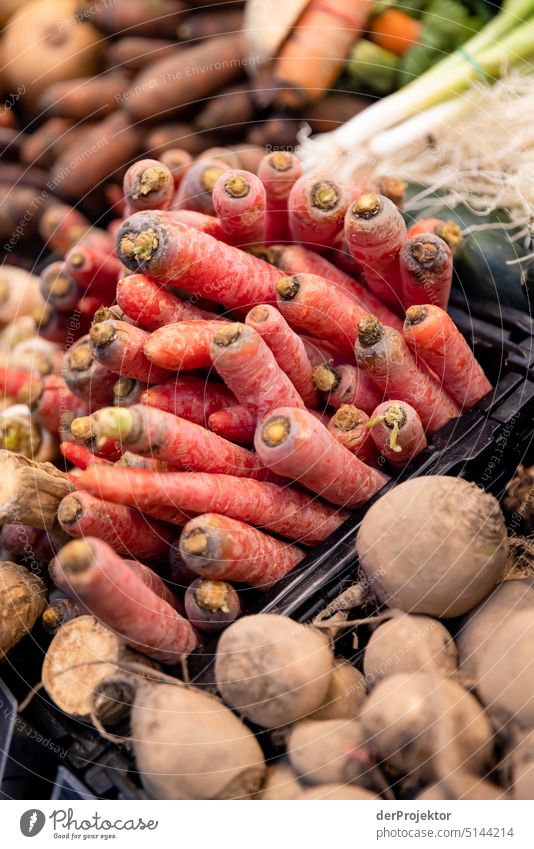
<box><xmin>211</xmin><ymin>323</ymin><xmax>305</xmax><ymax>418</ymax></box>
<box><xmin>355</xmin><ymin>315</ymin><xmax>460</xmax><ymax>433</ymax></box>
<box><xmin>317</xmin><ymin>363</ymin><xmax>382</xmax><ymax>413</ymax></box>
<box><xmin>212</xmin><ymin>169</ymin><xmax>266</xmax><ymax>246</ymax></box>
<box><xmin>400</xmin><ymin>234</ymin><xmax>453</xmax><ymax>310</ymax></box>
<box><xmin>363</xmin><ymin>614</ymin><xmax>457</xmax><ymax>686</ymax></box>
<box><xmin>257</xmin><ymin>152</ymin><xmax>303</xmax><ymax>243</ymax></box>
<box><xmin>62</xmin><ymin>335</ymin><xmax>117</xmax><ymax>409</ymax></box>
<box><xmin>179</xmin><ymin>513</ymin><xmax>304</xmax><ymax>588</ymax></box>
<box><xmin>144</xmin><ymin>320</ymin><xmax>227</xmax><ymax>371</ymax></box>
<box><xmin>116</xmin><ymin>211</ymin><xmax>281</xmax><ymax>310</ymax></box>
<box><xmin>174</xmin><ymin>158</ymin><xmax>228</xmax><ymax>216</ymax></box>
<box><xmin>308</xmin><ymin>659</ymin><xmax>367</xmax><ymax>721</ymax></box>
<box><xmin>65</xmin><ymin>243</ymin><xmax>122</xmax><ymax>297</ymax></box>
<box><xmin>51</xmin><ymin>538</ymin><xmax>198</xmax><ymax>663</ymax></box>
<box><xmin>215</xmin><ymin>614</ymin><xmax>334</xmax><ymax>728</ymax></box>
<box><xmin>404</xmin><ymin>304</ymin><xmax>492</xmax><ymax>410</ymax></box>
<box><xmin>185</xmin><ymin>578</ymin><xmax>242</xmax><ymax>633</ymax></box>
<box><xmin>38</xmin><ymin>203</ymin><xmax>91</xmax><ymax>254</ymax></box>
<box><xmin>76</xmin><ymin>464</ymin><xmax>347</xmax><ymax>544</ymax></box>
<box><xmin>116</xmin><ymin>273</ymin><xmax>211</xmax><ymax>331</ymax></box>
<box><xmin>20</xmin><ymin>374</ymin><xmax>87</xmax><ymax>434</ymax></box>
<box><xmin>123</xmin><ymin>159</ymin><xmax>175</xmax><ymax>213</ymax></box>
<box><xmin>255</xmin><ymin>406</ymin><xmax>389</xmax><ymax>507</ymax></box>
<box><xmin>131</xmin><ymin>681</ymin><xmax>266</xmax><ymax>799</ymax></box>
<box><xmin>141</xmin><ymin>377</ymin><xmax>235</xmax><ymax>425</ymax></box>
<box><xmin>57</xmin><ymin>490</ymin><xmax>174</xmax><ymax>560</ymax></box>
<box><xmin>90</xmin><ymin>319</ymin><xmax>171</xmax><ymax>384</ymax></box>
<box><xmin>287</xmin><ymin>718</ymin><xmax>369</xmax><ymax>787</ymax></box>
<box><xmin>478</xmin><ymin>611</ymin><xmax>534</xmax><ymax>729</ymax></box>
<box><xmin>356</xmin><ymin>476</ymin><xmax>509</xmax><ymax>618</ymax></box>
<box><xmin>0</xmin><ymin>449</ymin><xmax>74</xmax><ymax>531</ymax></box>
<box><xmin>367</xmin><ymin>400</ymin><xmax>427</xmax><ymax>468</ymax></box>
<box><xmin>288</xmin><ymin>174</ymin><xmax>350</xmax><ymax>250</ymax></box>
<box><xmin>86</xmin><ymin>405</ymin><xmax>273</xmax><ymax>481</ymax></box>
<box><xmin>327</xmin><ymin>405</ymin><xmax>378</xmax><ymax>466</ymax></box>
<box><xmin>296</xmin><ymin>784</ymin><xmax>377</xmax><ymax>800</ymax></box>
<box><xmin>0</xmin><ymin>561</ymin><xmax>46</xmax><ymax>658</ymax></box>
<box><xmin>208</xmin><ymin>406</ymin><xmax>256</xmax><ymax>445</ymax></box>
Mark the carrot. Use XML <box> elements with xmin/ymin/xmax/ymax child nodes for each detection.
<box><xmin>70</xmin><ymin>416</ymin><xmax>124</xmax><ymax>463</ymax></box>
<box><xmin>34</xmin><ymin>305</ymin><xmax>91</xmax><ymax>345</ymax></box>
<box><xmin>51</xmin><ymin>538</ymin><xmax>198</xmax><ymax>663</ymax></box>
<box><xmin>211</xmin><ymin>323</ymin><xmax>305</xmax><ymax>418</ymax></box>
<box><xmin>59</xmin><ymin>441</ymin><xmax>109</xmax><ymax>470</ymax></box>
<box><xmin>40</xmin><ymin>262</ymin><xmax>84</xmax><ymax>314</ymax></box>
<box><xmin>159</xmin><ymin>148</ymin><xmax>192</xmax><ymax>189</ymax></box>
<box><xmin>400</xmin><ymin>234</ymin><xmax>453</xmax><ymax>310</ymax></box>
<box><xmin>38</xmin><ymin>73</ymin><xmax>129</xmax><ymax>120</ymax></box>
<box><xmin>256</xmin><ymin>242</ymin><xmax>403</xmax><ymax>330</ymax></box>
<box><xmin>195</xmin><ymin>84</ymin><xmax>255</xmax><ymax>136</ymax></box>
<box><xmin>404</xmin><ymin>305</ymin><xmax>492</xmax><ymax>410</ymax></box>
<box><xmin>208</xmin><ymin>406</ymin><xmax>256</xmax><ymax>445</ymax></box>
<box><xmin>174</xmin><ymin>158</ymin><xmax>228</xmax><ymax>215</ymax></box>
<box><xmin>141</xmin><ymin>376</ymin><xmax>235</xmax><ymax>425</ymax></box>
<box><xmin>77</xmin><ymin>464</ymin><xmax>349</xmax><ymax>545</ymax></box>
<box><xmin>65</xmin><ymin>243</ymin><xmax>123</xmax><ymax>297</ymax></box>
<box><xmin>300</xmin><ymin>335</ymin><xmax>342</xmax><ymax>367</ymax></box>
<box><xmin>113</xmin><ymin>377</ymin><xmax>147</xmax><ymax>407</ymax></box>
<box><xmin>147</xmin><ymin>122</ymin><xmax>217</xmax><ymax>158</ymax></box>
<box><xmin>123</xmin><ymin>159</ymin><xmax>175</xmax><ymax>213</ymax></box>
<box><xmin>106</xmin><ymin>37</ymin><xmax>176</xmax><ymax>72</ymax></box>
<box><xmin>89</xmin><ymin>0</ymin><xmax>187</xmax><ymax>38</ymax></box>
<box><xmin>197</xmin><ymin>147</ymin><xmax>241</xmax><ymax>169</ymax></box>
<box><xmin>83</xmin><ymin>405</ymin><xmax>275</xmax><ymax>481</ymax></box>
<box><xmin>367</xmin><ymin>400</ymin><xmax>427</xmax><ymax>468</ymax></box>
<box><xmin>143</xmin><ymin>320</ymin><xmax>226</xmax><ymax>371</ymax></box>
<box><xmin>328</xmin><ymin>404</ymin><xmax>379</xmax><ymax>466</ymax></box>
<box><xmin>273</xmin><ymin>0</ymin><xmax>372</xmax><ymax>108</ymax></box>
<box><xmin>0</xmin><ymin>364</ymin><xmax>39</xmax><ymax>399</ymax></box>
<box><xmin>184</xmin><ymin>578</ymin><xmax>242</xmax><ymax>634</ymax></box>
<box><xmin>122</xmin><ymin>560</ymin><xmax>177</xmax><ymax>608</ymax></box>
<box><xmin>288</xmin><ymin>174</ymin><xmax>350</xmax><ymax>250</ymax></box>
<box><xmin>246</xmin><ymin>305</ymin><xmax>319</xmax><ymax>407</ymax></box>
<box><xmin>355</xmin><ymin>315</ymin><xmax>461</xmax><ymax>433</ymax></box>
<box><xmin>275</xmin><ymin>273</ymin><xmax>368</xmax><ymax>359</ymax></box>
<box><xmin>257</xmin><ymin>152</ymin><xmax>303</xmax><ymax>243</ymax></box>
<box><xmin>165</xmin><ymin>208</ymin><xmax>230</xmax><ymax>242</ymax></box>
<box><xmin>370</xmin><ymin>9</ymin><xmax>423</xmax><ymax>57</ymax></box>
<box><xmin>255</xmin><ymin>406</ymin><xmax>389</xmax><ymax>506</ymax></box>
<box><xmin>180</xmin><ymin>514</ymin><xmax>304</xmax><ymax>589</ymax></box>
<box><xmin>313</xmin><ymin>363</ymin><xmax>382</xmax><ymax>413</ymax></box>
<box><xmin>61</xmin><ymin>336</ymin><xmax>118</xmax><ymax>409</ymax></box>
<box><xmin>116</xmin><ymin>212</ymin><xmax>281</xmax><ymax>309</ymax></box>
<box><xmin>41</xmin><ymin>598</ymin><xmax>82</xmax><ymax>635</ymax></box>
<box><xmin>90</xmin><ymin>319</ymin><xmax>172</xmax><ymax>384</ymax></box>
<box><xmin>178</xmin><ymin>8</ymin><xmax>244</xmax><ymax>41</ymax></box>
<box><xmin>344</xmin><ymin>193</ymin><xmax>407</xmax><ymax>312</ymax></box>
<box><xmin>38</xmin><ymin>203</ymin><xmax>91</xmax><ymax>254</ymax></box>
<box><xmin>18</xmin><ymin>375</ymin><xmax>87</xmax><ymax>434</ymax></box>
<box><xmin>57</xmin><ymin>490</ymin><xmax>174</xmax><ymax>560</ymax></box>
<box><xmin>407</xmin><ymin>219</ymin><xmax>463</xmax><ymax>255</ymax></box>
<box><xmin>212</xmin><ymin>170</ymin><xmax>266</xmax><ymax>246</ymax></box>
<box><xmin>116</xmin><ymin>273</ymin><xmax>212</xmax><ymax>331</ymax></box>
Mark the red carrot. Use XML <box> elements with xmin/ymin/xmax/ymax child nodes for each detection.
<box><xmin>212</xmin><ymin>169</ymin><xmax>266</xmax><ymax>246</ymax></box>
<box><xmin>116</xmin><ymin>211</ymin><xmax>282</xmax><ymax>309</ymax></box>
<box><xmin>34</xmin><ymin>305</ymin><xmax>91</xmax><ymax>345</ymax></box>
<box><xmin>165</xmin><ymin>208</ymin><xmax>229</xmax><ymax>242</ymax></box>
<box><xmin>313</xmin><ymin>363</ymin><xmax>383</xmax><ymax>413</ymax></box>
<box><xmin>367</xmin><ymin>400</ymin><xmax>427</xmax><ymax>469</ymax></box>
<box><xmin>51</xmin><ymin>538</ymin><xmax>198</xmax><ymax>662</ymax></box>
<box><xmin>257</xmin><ymin>242</ymin><xmax>403</xmax><ymax>330</ymax></box>
<box><xmin>245</xmin><ymin>304</ymin><xmax>319</xmax><ymax>407</ymax></box>
<box><xmin>123</xmin><ymin>158</ymin><xmax>175</xmax><ymax>213</ymax></box>
<box><xmin>207</xmin><ymin>405</ymin><xmax>255</xmax><ymax>445</ymax></box>
<box><xmin>69</xmin><ymin>416</ymin><xmax>124</xmax><ymax>463</ymax></box>
<box><xmin>65</xmin><ymin>242</ymin><xmax>123</xmax><ymax>297</ymax></box>
<box><xmin>159</xmin><ymin>148</ymin><xmax>192</xmax><ymax>189</ymax></box>
<box><xmin>276</xmin><ymin>273</ymin><xmax>368</xmax><ymax>358</ymax></box>
<box><xmin>143</xmin><ymin>320</ymin><xmax>226</xmax><ymax>371</ymax></box>
<box><xmin>344</xmin><ymin>193</ymin><xmax>406</xmax><ymax>312</ymax></box>
<box><xmin>77</xmin><ymin>464</ymin><xmax>349</xmax><ymax>545</ymax></box>
<box><xmin>59</xmin><ymin>441</ymin><xmax>109</xmax><ymax>470</ymax></box>
<box><xmin>18</xmin><ymin>375</ymin><xmax>88</xmax><ymax>433</ymax></box>
<box><xmin>288</xmin><ymin>174</ymin><xmax>350</xmax><ymax>250</ymax></box>
<box><xmin>57</xmin><ymin>489</ymin><xmax>174</xmax><ymax>560</ymax></box>
<box><xmin>40</xmin><ymin>262</ymin><xmax>82</xmax><ymax>314</ymax></box>
<box><xmin>141</xmin><ymin>375</ymin><xmax>235</xmax><ymax>425</ymax></box>
<box><xmin>84</xmin><ymin>405</ymin><xmax>275</xmax><ymax>480</ymax></box>
<box><xmin>38</xmin><ymin>203</ymin><xmax>91</xmax><ymax>254</ymax></box>
<box><xmin>255</xmin><ymin>406</ymin><xmax>389</xmax><ymax>506</ymax></box>
<box><xmin>300</xmin><ymin>336</ymin><xmax>341</xmax><ymax>367</ymax></box>
<box><xmin>90</xmin><ymin>320</ymin><xmax>172</xmax><ymax>384</ymax></box>
<box><xmin>400</xmin><ymin>234</ymin><xmax>453</xmax><ymax>310</ymax></box>
<box><xmin>116</xmin><ymin>273</ymin><xmax>212</xmax><ymax>331</ymax></box>
<box><xmin>184</xmin><ymin>578</ymin><xmax>242</xmax><ymax>634</ymax></box>
<box><xmin>257</xmin><ymin>151</ymin><xmax>303</xmax><ymax>243</ymax></box>
<box><xmin>403</xmin><ymin>305</ymin><xmax>492</xmax><ymax>409</ymax></box>
<box><xmin>179</xmin><ymin>513</ymin><xmax>304</xmax><ymax>589</ymax></box>
<box><xmin>355</xmin><ymin>315</ymin><xmax>461</xmax><ymax>433</ymax></box>
<box><xmin>327</xmin><ymin>405</ymin><xmax>379</xmax><ymax>466</ymax></box>
<box><xmin>407</xmin><ymin>218</ymin><xmax>463</xmax><ymax>255</ymax></box>
<box><xmin>0</xmin><ymin>364</ymin><xmax>38</xmax><ymax>399</ymax></box>
<box><xmin>211</xmin><ymin>323</ymin><xmax>305</xmax><ymax>418</ymax></box>
<box><xmin>113</xmin><ymin>377</ymin><xmax>147</xmax><ymax>407</ymax></box>
<box><xmin>174</xmin><ymin>157</ymin><xmax>228</xmax><ymax>215</ymax></box>
<box><xmin>61</xmin><ymin>335</ymin><xmax>118</xmax><ymax>409</ymax></box>
<box><xmin>123</xmin><ymin>559</ymin><xmax>177</xmax><ymax>608</ymax></box>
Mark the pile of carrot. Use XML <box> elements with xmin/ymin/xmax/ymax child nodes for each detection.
<box><xmin>0</xmin><ymin>142</ymin><xmax>492</xmax><ymax>665</ymax></box>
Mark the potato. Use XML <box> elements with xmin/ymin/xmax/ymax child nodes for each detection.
<box><xmin>287</xmin><ymin>718</ymin><xmax>369</xmax><ymax>787</ymax></box>
<box><xmin>131</xmin><ymin>681</ymin><xmax>266</xmax><ymax>799</ymax></box>
<box><xmin>364</xmin><ymin>614</ymin><xmax>457</xmax><ymax>686</ymax></box>
<box><xmin>308</xmin><ymin>658</ymin><xmax>366</xmax><ymax>720</ymax></box>
<box><xmin>215</xmin><ymin>614</ymin><xmax>334</xmax><ymax>729</ymax></box>
<box><xmin>297</xmin><ymin>783</ymin><xmax>377</xmax><ymax>800</ymax></box>
<box><xmin>3</xmin><ymin>1</ymin><xmax>102</xmax><ymax>107</ymax></box>
<box><xmin>356</xmin><ymin>476</ymin><xmax>509</xmax><ymax>618</ymax></box>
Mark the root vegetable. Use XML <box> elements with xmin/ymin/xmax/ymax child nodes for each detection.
<box><xmin>185</xmin><ymin>578</ymin><xmax>242</xmax><ymax>633</ymax></box>
<box><xmin>255</xmin><ymin>406</ymin><xmax>388</xmax><ymax>507</ymax></box>
<box><xmin>407</xmin><ymin>218</ymin><xmax>463</xmax><ymax>255</ymax></box>
<box><xmin>288</xmin><ymin>174</ymin><xmax>350</xmax><ymax>250</ymax></box>
<box><xmin>0</xmin><ymin>449</ymin><xmax>73</xmax><ymax>530</ymax></box>
<box><xmin>141</xmin><ymin>376</ymin><xmax>235</xmax><ymax>425</ymax></box>
<box><xmin>40</xmin><ymin>262</ymin><xmax>83</xmax><ymax>314</ymax></box>
<box><xmin>309</xmin><ymin>659</ymin><xmax>366</xmax><ymax>721</ymax></box>
<box><xmin>123</xmin><ymin>159</ymin><xmax>175</xmax><ymax>213</ymax></box>
<box><xmin>212</xmin><ymin>170</ymin><xmax>266</xmax><ymax>246</ymax></box>
<box><xmin>158</xmin><ymin>149</ymin><xmax>192</xmax><ymax>189</ymax></box>
<box><xmin>131</xmin><ymin>680</ymin><xmax>266</xmax><ymax>799</ymax></box>
<box><xmin>59</xmin><ymin>441</ymin><xmax>108</xmax><ymax>470</ymax></box>
<box><xmin>356</xmin><ymin>476</ymin><xmax>509</xmax><ymax>618</ymax></box>
<box><xmin>257</xmin><ymin>152</ymin><xmax>303</xmax><ymax>243</ymax></box>
<box><xmin>38</xmin><ymin>203</ymin><xmax>91</xmax><ymax>254</ymax></box>
<box><xmin>179</xmin><ymin>513</ymin><xmax>304</xmax><ymax>588</ymax></box>
<box><xmin>51</xmin><ymin>538</ymin><xmax>198</xmax><ymax>663</ymax></box>
<box><xmin>144</xmin><ymin>320</ymin><xmax>226</xmax><ymax>371</ymax></box>
<box><xmin>38</xmin><ymin>73</ymin><xmax>129</xmax><ymax>120</ymax></box>
<box><xmin>19</xmin><ymin>375</ymin><xmax>87</xmax><ymax>434</ymax></box>
<box><xmin>0</xmin><ymin>561</ymin><xmax>46</xmax><ymax>658</ymax></box>
<box><xmin>296</xmin><ymin>784</ymin><xmax>377</xmax><ymax>800</ymax></box>
<box><xmin>287</xmin><ymin>718</ymin><xmax>370</xmax><ymax>787</ymax></box>
<box><xmin>400</xmin><ymin>234</ymin><xmax>453</xmax><ymax>310</ymax></box>
<box><xmin>327</xmin><ymin>405</ymin><xmax>378</xmax><ymax>466</ymax></box>
<box><xmin>208</xmin><ymin>405</ymin><xmax>255</xmax><ymax>445</ymax></box>
<box><xmin>65</xmin><ymin>242</ymin><xmax>123</xmax><ymax>297</ymax></box>
<box><xmin>174</xmin><ymin>158</ymin><xmax>228</xmax><ymax>215</ymax></box>
<box><xmin>117</xmin><ymin>274</ymin><xmax>212</xmax><ymax>331</ymax></box>
<box><xmin>0</xmin><ymin>266</ymin><xmax>44</xmax><ymax>325</ymax></box>
<box><xmin>215</xmin><ymin>614</ymin><xmax>334</xmax><ymax>728</ymax></box>
<box><xmin>367</xmin><ymin>400</ymin><xmax>427</xmax><ymax>468</ymax></box>
<box><xmin>314</xmin><ymin>363</ymin><xmax>382</xmax><ymax>413</ymax></box>
<box><xmin>259</xmin><ymin>762</ymin><xmax>301</xmax><ymax>800</ymax></box>
<box><xmin>90</xmin><ymin>319</ymin><xmax>171</xmax><ymax>383</ymax></box>
<box><xmin>41</xmin><ymin>597</ymin><xmax>82</xmax><ymax>635</ymax></box>
<box><xmin>62</xmin><ymin>335</ymin><xmax>117</xmax><ymax>408</ymax></box>
<box><xmin>363</xmin><ymin>614</ymin><xmax>457</xmax><ymax>686</ymax></box>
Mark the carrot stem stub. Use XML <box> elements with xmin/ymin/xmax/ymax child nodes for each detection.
<box><xmin>51</xmin><ymin>537</ymin><xmax>198</xmax><ymax>662</ymax></box>
<box><xmin>399</xmin><ymin>233</ymin><xmax>453</xmax><ymax>310</ymax></box>
<box><xmin>212</xmin><ymin>169</ymin><xmax>266</xmax><ymax>246</ymax></box>
<box><xmin>255</xmin><ymin>406</ymin><xmax>389</xmax><ymax>507</ymax></box>
<box><xmin>367</xmin><ymin>400</ymin><xmax>427</xmax><ymax>469</ymax></box>
<box><xmin>179</xmin><ymin>513</ymin><xmax>304</xmax><ymax>589</ymax></box>
<box><xmin>90</xmin><ymin>319</ymin><xmax>171</xmax><ymax>384</ymax></box>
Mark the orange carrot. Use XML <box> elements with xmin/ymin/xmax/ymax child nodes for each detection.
<box><xmin>403</xmin><ymin>305</ymin><xmax>492</xmax><ymax>410</ymax></box>
<box><xmin>90</xmin><ymin>319</ymin><xmax>172</xmax><ymax>384</ymax></box>
<box><xmin>328</xmin><ymin>404</ymin><xmax>379</xmax><ymax>466</ymax></box>
<box><xmin>179</xmin><ymin>513</ymin><xmax>304</xmax><ymax>589</ymax></box>
<box><xmin>208</xmin><ymin>406</ymin><xmax>256</xmax><ymax>445</ymax></box>
<box><xmin>366</xmin><ymin>400</ymin><xmax>427</xmax><ymax>469</ymax></box>
<box><xmin>116</xmin><ymin>273</ymin><xmax>213</xmax><ymax>331</ymax></box>
<box><xmin>141</xmin><ymin>376</ymin><xmax>235</xmax><ymax>425</ymax></box>
<box><xmin>59</xmin><ymin>441</ymin><xmax>109</xmax><ymax>470</ymax></box>
<box><xmin>143</xmin><ymin>320</ymin><xmax>226</xmax><ymax>371</ymax></box>
<box><xmin>370</xmin><ymin>9</ymin><xmax>422</xmax><ymax>57</ymax></box>
<box><xmin>312</xmin><ymin>362</ymin><xmax>382</xmax><ymax>413</ymax></box>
